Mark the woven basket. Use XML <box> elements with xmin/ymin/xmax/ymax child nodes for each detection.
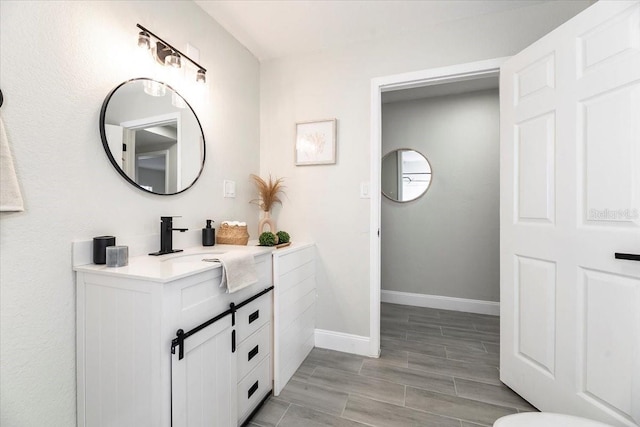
<box><xmin>216</xmin><ymin>223</ymin><xmax>250</xmax><ymax>245</ymax></box>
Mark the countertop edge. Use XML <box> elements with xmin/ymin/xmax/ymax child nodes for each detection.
<box><xmin>74</xmin><ymin>244</ymin><xmax>275</xmax><ymax>283</ymax></box>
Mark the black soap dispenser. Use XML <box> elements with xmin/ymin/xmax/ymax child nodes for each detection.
<box><xmin>202</xmin><ymin>220</ymin><xmax>215</xmax><ymax>246</ymax></box>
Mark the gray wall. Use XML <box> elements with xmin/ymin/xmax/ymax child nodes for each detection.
<box><xmin>260</xmin><ymin>1</ymin><xmax>591</xmax><ymax>337</ymax></box>
<box><xmin>382</xmin><ymin>89</ymin><xmax>500</xmax><ymax>302</ymax></box>
<box><xmin>138</xmin><ymin>166</ymin><xmax>166</xmax><ymax>193</ymax></box>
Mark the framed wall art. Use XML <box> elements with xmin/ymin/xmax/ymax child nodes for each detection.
<box><xmin>295</xmin><ymin>119</ymin><xmax>337</xmax><ymax>166</ymax></box>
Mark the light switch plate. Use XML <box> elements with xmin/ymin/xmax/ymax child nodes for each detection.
<box><xmin>360</xmin><ymin>182</ymin><xmax>370</xmax><ymax>199</ymax></box>
<box><xmin>223</xmin><ymin>180</ymin><xmax>236</xmax><ymax>198</ymax></box>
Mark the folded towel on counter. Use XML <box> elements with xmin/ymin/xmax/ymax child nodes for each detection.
<box><xmin>206</xmin><ymin>251</ymin><xmax>258</xmax><ymax>294</ymax></box>
<box><xmin>0</xmin><ymin>116</ymin><xmax>24</xmax><ymax>212</ymax></box>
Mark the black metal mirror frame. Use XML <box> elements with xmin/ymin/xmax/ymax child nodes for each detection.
<box><xmin>99</xmin><ymin>77</ymin><xmax>206</xmax><ymax>196</ymax></box>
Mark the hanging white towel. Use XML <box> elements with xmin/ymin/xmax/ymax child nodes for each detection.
<box><xmin>205</xmin><ymin>251</ymin><xmax>258</xmax><ymax>294</ymax></box>
<box><xmin>0</xmin><ymin>116</ymin><xmax>24</xmax><ymax>212</ymax></box>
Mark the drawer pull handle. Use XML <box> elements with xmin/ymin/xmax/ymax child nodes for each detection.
<box><xmin>248</xmin><ymin>310</ymin><xmax>260</xmax><ymax>324</ymax></box>
<box><xmin>248</xmin><ymin>380</ymin><xmax>259</xmax><ymax>399</ymax></box>
<box><xmin>615</xmin><ymin>252</ymin><xmax>640</xmax><ymax>261</ymax></box>
<box><xmin>248</xmin><ymin>345</ymin><xmax>259</xmax><ymax>361</ymax></box>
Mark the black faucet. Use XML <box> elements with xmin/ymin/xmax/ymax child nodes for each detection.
<box><xmin>149</xmin><ymin>216</ymin><xmax>189</xmax><ymax>256</ymax></box>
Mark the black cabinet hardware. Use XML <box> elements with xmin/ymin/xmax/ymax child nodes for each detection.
<box><xmin>232</xmin><ymin>330</ymin><xmax>236</xmax><ymax>353</ymax></box>
<box><xmin>235</xmin><ymin>286</ymin><xmax>273</xmax><ymax>310</ymax></box>
<box><xmin>249</xmin><ymin>310</ymin><xmax>260</xmax><ymax>324</ymax></box>
<box><xmin>230</xmin><ymin>302</ymin><xmax>236</xmax><ymax>326</ymax></box>
<box><xmin>615</xmin><ymin>253</ymin><xmax>640</xmax><ymax>261</ymax></box>
<box><xmin>248</xmin><ymin>345</ymin><xmax>259</xmax><ymax>361</ymax></box>
<box><xmin>171</xmin><ymin>286</ymin><xmax>273</xmax><ymax>360</ymax></box>
<box><xmin>248</xmin><ymin>381</ymin><xmax>259</xmax><ymax>399</ymax></box>
<box><xmin>171</xmin><ymin>329</ymin><xmax>185</xmax><ymax>360</ymax></box>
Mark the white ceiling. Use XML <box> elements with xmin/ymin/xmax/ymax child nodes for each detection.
<box><xmin>195</xmin><ymin>0</ymin><xmax>546</xmax><ymax>62</ymax></box>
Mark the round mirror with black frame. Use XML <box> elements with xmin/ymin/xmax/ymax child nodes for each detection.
<box><xmin>381</xmin><ymin>149</ymin><xmax>432</xmax><ymax>202</ymax></box>
<box><xmin>99</xmin><ymin>78</ymin><xmax>205</xmax><ymax>195</ymax></box>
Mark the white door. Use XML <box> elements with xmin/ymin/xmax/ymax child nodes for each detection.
<box><xmin>171</xmin><ymin>317</ymin><xmax>237</xmax><ymax>427</ymax></box>
<box><xmin>500</xmin><ymin>1</ymin><xmax>640</xmax><ymax>426</ymax></box>
<box><xmin>104</xmin><ymin>124</ymin><xmax>124</xmax><ymax>166</ymax></box>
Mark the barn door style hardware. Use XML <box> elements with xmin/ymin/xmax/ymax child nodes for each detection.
<box><xmin>171</xmin><ymin>286</ymin><xmax>274</xmax><ymax>360</ymax></box>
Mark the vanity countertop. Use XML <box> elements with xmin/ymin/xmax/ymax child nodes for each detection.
<box><xmin>74</xmin><ymin>244</ymin><xmax>275</xmax><ymax>283</ymax></box>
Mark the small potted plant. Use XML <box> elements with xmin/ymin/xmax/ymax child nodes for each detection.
<box><xmin>258</xmin><ymin>230</ymin><xmax>292</xmax><ymax>247</ymax></box>
<box><xmin>258</xmin><ymin>231</ymin><xmax>278</xmax><ymax>247</ymax></box>
<box><xmin>276</xmin><ymin>231</ymin><xmax>290</xmax><ymax>244</ymax></box>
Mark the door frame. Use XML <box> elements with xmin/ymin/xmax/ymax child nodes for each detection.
<box><xmin>120</xmin><ymin>112</ymin><xmax>182</xmax><ymax>189</ymax></box>
<box><xmin>368</xmin><ymin>56</ymin><xmax>509</xmax><ymax>357</ymax></box>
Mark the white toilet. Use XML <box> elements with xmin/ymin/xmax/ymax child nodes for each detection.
<box><xmin>494</xmin><ymin>413</ymin><xmax>615</xmax><ymax>427</ymax></box>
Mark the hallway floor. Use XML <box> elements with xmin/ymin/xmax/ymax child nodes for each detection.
<box><xmin>250</xmin><ymin>302</ymin><xmax>536</xmax><ymax>427</ymax></box>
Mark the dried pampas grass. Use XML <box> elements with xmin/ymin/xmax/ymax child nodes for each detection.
<box><xmin>250</xmin><ymin>174</ymin><xmax>285</xmax><ymax>212</ymax></box>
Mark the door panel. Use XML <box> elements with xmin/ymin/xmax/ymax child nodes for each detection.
<box><xmin>515</xmin><ymin>53</ymin><xmax>555</xmax><ymax>104</ymax></box>
<box><xmin>576</xmin><ymin>3</ymin><xmax>640</xmax><ymax>77</ymax></box>
<box><xmin>501</xmin><ymin>1</ymin><xmax>640</xmax><ymax>426</ymax></box>
<box><xmin>581</xmin><ymin>85</ymin><xmax>640</xmax><ymax>224</ymax></box>
<box><xmin>515</xmin><ymin>256</ymin><xmax>557</xmax><ymax>377</ymax></box>
<box><xmin>579</xmin><ymin>269</ymin><xmax>640</xmax><ymax>420</ymax></box>
<box><xmin>171</xmin><ymin>317</ymin><xmax>237</xmax><ymax>427</ymax></box>
<box><xmin>516</xmin><ymin>113</ymin><xmax>556</xmax><ymax>223</ymax></box>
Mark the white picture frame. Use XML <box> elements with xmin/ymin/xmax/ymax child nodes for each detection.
<box><xmin>295</xmin><ymin>119</ymin><xmax>337</xmax><ymax>165</ymax></box>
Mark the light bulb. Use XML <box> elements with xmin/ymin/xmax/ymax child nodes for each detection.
<box><xmin>143</xmin><ymin>80</ymin><xmax>166</xmax><ymax>97</ymax></box>
<box><xmin>165</xmin><ymin>52</ymin><xmax>182</xmax><ymax>68</ymax></box>
<box><xmin>196</xmin><ymin>69</ymin><xmax>206</xmax><ymax>84</ymax></box>
<box><xmin>137</xmin><ymin>31</ymin><xmax>150</xmax><ymax>50</ymax></box>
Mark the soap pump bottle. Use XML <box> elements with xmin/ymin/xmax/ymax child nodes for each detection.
<box><xmin>202</xmin><ymin>220</ymin><xmax>215</xmax><ymax>246</ymax></box>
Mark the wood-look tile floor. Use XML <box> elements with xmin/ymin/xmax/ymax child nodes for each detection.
<box><xmin>249</xmin><ymin>303</ymin><xmax>537</xmax><ymax>427</ymax></box>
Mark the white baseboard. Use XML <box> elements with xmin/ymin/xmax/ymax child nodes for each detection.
<box><xmin>314</xmin><ymin>329</ymin><xmax>374</xmax><ymax>357</ymax></box>
<box><xmin>381</xmin><ymin>290</ymin><xmax>499</xmax><ymax>316</ymax></box>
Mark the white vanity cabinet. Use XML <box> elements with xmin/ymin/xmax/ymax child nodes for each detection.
<box><xmin>272</xmin><ymin>243</ymin><xmax>316</xmax><ymax>395</ymax></box>
<box><xmin>75</xmin><ymin>250</ymin><xmax>273</xmax><ymax>427</ymax></box>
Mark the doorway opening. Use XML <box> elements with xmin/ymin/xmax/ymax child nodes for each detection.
<box><xmin>369</xmin><ymin>57</ymin><xmax>508</xmax><ymax>357</ymax></box>
<box><xmin>120</xmin><ymin>112</ymin><xmax>182</xmax><ymax>193</ymax></box>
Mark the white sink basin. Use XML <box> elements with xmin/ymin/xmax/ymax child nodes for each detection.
<box><xmin>161</xmin><ymin>251</ymin><xmax>226</xmax><ymax>263</ymax></box>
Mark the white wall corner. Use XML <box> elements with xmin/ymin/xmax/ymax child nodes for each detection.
<box><xmin>314</xmin><ymin>329</ymin><xmax>376</xmax><ymax>357</ymax></box>
<box><xmin>381</xmin><ymin>290</ymin><xmax>500</xmax><ymax>316</ymax></box>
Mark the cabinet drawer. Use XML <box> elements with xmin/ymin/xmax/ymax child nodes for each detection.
<box><xmin>236</xmin><ymin>293</ymin><xmax>271</xmax><ymax>343</ymax></box>
<box><xmin>237</xmin><ymin>322</ymin><xmax>270</xmax><ymax>382</ymax></box>
<box><xmin>237</xmin><ymin>355</ymin><xmax>271</xmax><ymax>420</ymax></box>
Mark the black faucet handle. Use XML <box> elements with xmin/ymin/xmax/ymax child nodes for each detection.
<box><xmin>149</xmin><ymin>217</ymin><xmax>187</xmax><ymax>256</ymax></box>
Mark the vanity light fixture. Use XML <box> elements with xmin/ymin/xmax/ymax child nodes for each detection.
<box><xmin>136</xmin><ymin>24</ymin><xmax>206</xmax><ymax>85</ymax></box>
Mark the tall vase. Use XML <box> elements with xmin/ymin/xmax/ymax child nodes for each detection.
<box><xmin>258</xmin><ymin>210</ymin><xmax>276</xmax><ymax>234</ymax></box>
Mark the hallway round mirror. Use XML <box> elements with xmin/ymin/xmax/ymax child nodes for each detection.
<box><xmin>99</xmin><ymin>78</ymin><xmax>205</xmax><ymax>195</ymax></box>
<box><xmin>381</xmin><ymin>149</ymin><xmax>432</xmax><ymax>202</ymax></box>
